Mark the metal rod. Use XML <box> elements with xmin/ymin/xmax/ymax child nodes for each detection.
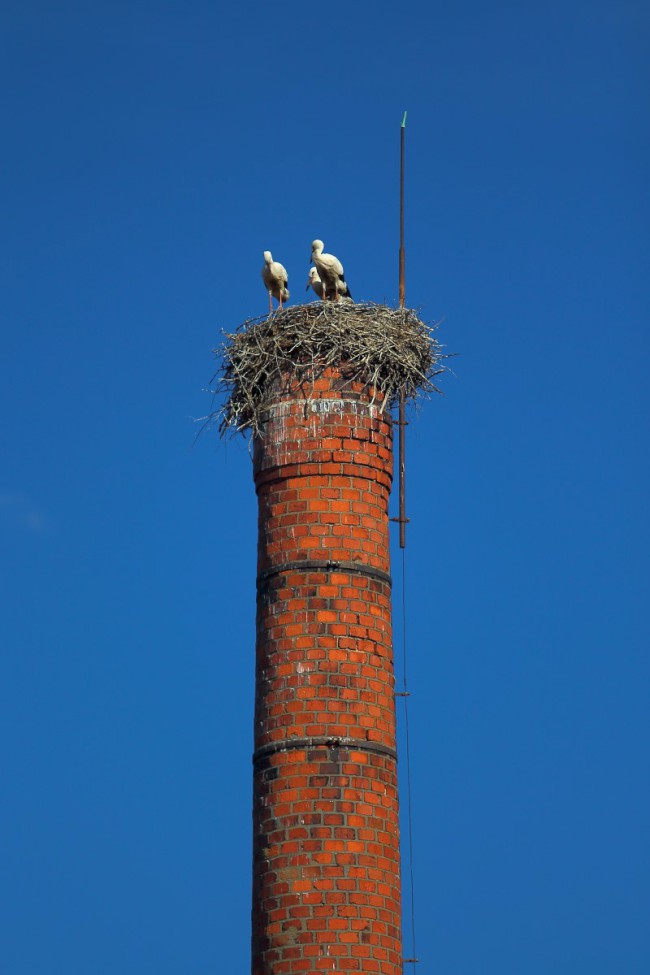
<box><xmin>399</xmin><ymin>112</ymin><xmax>406</xmax><ymax>308</ymax></box>
<box><xmin>397</xmin><ymin>127</ymin><xmax>406</xmax><ymax>549</ymax></box>
<box><xmin>398</xmin><ymin>393</ymin><xmax>406</xmax><ymax>549</ymax></box>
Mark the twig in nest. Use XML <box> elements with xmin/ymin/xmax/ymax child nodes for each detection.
<box><xmin>206</xmin><ymin>302</ymin><xmax>446</xmax><ymax>438</ymax></box>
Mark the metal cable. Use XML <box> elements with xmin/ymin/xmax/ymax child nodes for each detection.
<box><xmin>400</xmin><ymin>546</ymin><xmax>418</xmax><ymax>967</ymax></box>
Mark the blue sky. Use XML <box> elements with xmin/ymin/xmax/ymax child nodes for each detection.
<box><xmin>1</xmin><ymin>2</ymin><xmax>648</xmax><ymax>973</ymax></box>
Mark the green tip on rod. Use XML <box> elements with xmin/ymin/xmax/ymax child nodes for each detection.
<box><xmin>401</xmin><ymin>111</ymin><xmax>407</xmax><ymax>127</ymax></box>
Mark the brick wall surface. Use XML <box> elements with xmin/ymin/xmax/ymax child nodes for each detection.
<box><xmin>251</xmin><ymin>370</ymin><xmax>402</xmax><ymax>975</ymax></box>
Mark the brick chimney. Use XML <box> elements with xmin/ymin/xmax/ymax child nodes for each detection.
<box><xmin>251</xmin><ymin>367</ymin><xmax>402</xmax><ymax>974</ymax></box>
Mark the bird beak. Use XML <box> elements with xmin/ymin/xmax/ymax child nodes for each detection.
<box><xmin>305</xmin><ymin>280</ymin><xmax>311</xmax><ymax>291</ymax></box>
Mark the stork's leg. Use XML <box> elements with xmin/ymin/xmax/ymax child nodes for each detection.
<box><xmin>268</xmin><ymin>292</ymin><xmax>273</xmax><ymax>314</ymax></box>
<box><xmin>279</xmin><ymin>293</ymin><xmax>283</xmax><ymax>310</ymax></box>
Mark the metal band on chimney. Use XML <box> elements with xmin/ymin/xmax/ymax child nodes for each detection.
<box><xmin>257</xmin><ymin>559</ymin><xmax>392</xmax><ymax>588</ymax></box>
<box><xmin>253</xmin><ymin>736</ymin><xmax>398</xmax><ymax>765</ymax></box>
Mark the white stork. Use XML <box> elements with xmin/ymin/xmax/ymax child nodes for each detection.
<box><xmin>310</xmin><ymin>239</ymin><xmax>353</xmax><ymax>301</ymax></box>
<box><xmin>261</xmin><ymin>251</ymin><xmax>289</xmax><ymax>313</ymax></box>
<box><xmin>306</xmin><ymin>267</ymin><xmax>353</xmax><ymax>302</ymax></box>
<box><xmin>306</xmin><ymin>267</ymin><xmax>324</xmax><ymax>299</ymax></box>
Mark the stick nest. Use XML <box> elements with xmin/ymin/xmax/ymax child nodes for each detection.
<box><xmin>208</xmin><ymin>302</ymin><xmax>445</xmax><ymax>438</ymax></box>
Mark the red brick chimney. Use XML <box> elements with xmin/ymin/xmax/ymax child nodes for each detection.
<box><xmin>251</xmin><ymin>368</ymin><xmax>402</xmax><ymax>974</ymax></box>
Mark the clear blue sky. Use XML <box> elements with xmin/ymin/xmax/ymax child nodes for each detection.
<box><xmin>1</xmin><ymin>2</ymin><xmax>648</xmax><ymax>972</ymax></box>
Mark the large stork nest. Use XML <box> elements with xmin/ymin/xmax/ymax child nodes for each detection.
<box><xmin>208</xmin><ymin>302</ymin><xmax>445</xmax><ymax>438</ymax></box>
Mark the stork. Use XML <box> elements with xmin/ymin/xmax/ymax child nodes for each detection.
<box><xmin>261</xmin><ymin>251</ymin><xmax>289</xmax><ymax>313</ymax></box>
<box><xmin>306</xmin><ymin>267</ymin><xmax>324</xmax><ymax>299</ymax></box>
<box><xmin>306</xmin><ymin>267</ymin><xmax>353</xmax><ymax>302</ymax></box>
<box><xmin>310</xmin><ymin>239</ymin><xmax>352</xmax><ymax>301</ymax></box>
